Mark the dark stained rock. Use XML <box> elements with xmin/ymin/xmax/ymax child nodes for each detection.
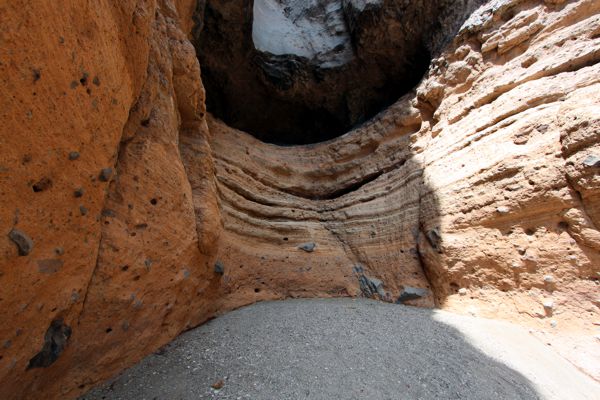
<box><xmin>354</xmin><ymin>264</ymin><xmax>386</xmax><ymax>299</ymax></box>
<box><xmin>214</xmin><ymin>260</ymin><xmax>225</xmax><ymax>275</ymax></box>
<box><xmin>396</xmin><ymin>287</ymin><xmax>429</xmax><ymax>304</ymax></box>
<box><xmin>8</xmin><ymin>228</ymin><xmax>34</xmax><ymax>256</ymax></box>
<box><xmin>27</xmin><ymin>318</ymin><xmax>71</xmax><ymax>369</ymax></box>
<box><xmin>99</xmin><ymin>168</ymin><xmax>113</xmax><ymax>182</ymax></box>
<box><xmin>37</xmin><ymin>259</ymin><xmax>64</xmax><ymax>274</ymax></box>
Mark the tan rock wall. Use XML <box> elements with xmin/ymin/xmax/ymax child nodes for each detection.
<box><xmin>416</xmin><ymin>0</ymin><xmax>600</xmax><ymax>322</ymax></box>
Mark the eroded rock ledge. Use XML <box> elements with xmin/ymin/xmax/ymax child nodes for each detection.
<box><xmin>0</xmin><ymin>0</ymin><xmax>599</xmax><ymax>398</ymax></box>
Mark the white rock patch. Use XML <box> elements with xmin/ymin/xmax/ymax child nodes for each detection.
<box><xmin>346</xmin><ymin>0</ymin><xmax>382</xmax><ymax>12</ymax></box>
<box><xmin>252</xmin><ymin>0</ymin><xmax>354</xmax><ymax>67</ymax></box>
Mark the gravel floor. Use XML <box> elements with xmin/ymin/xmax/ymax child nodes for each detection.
<box><xmin>81</xmin><ymin>298</ymin><xmax>600</xmax><ymax>400</ymax></box>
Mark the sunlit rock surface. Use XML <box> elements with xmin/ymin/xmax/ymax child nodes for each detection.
<box><xmin>252</xmin><ymin>0</ymin><xmax>354</xmax><ymax>67</ymax></box>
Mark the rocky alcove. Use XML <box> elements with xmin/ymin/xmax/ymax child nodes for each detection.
<box><xmin>1</xmin><ymin>0</ymin><xmax>600</xmax><ymax>398</ymax></box>
<box><xmin>192</xmin><ymin>0</ymin><xmax>481</xmax><ymax>144</ymax></box>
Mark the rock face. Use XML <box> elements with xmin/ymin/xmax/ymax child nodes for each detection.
<box><xmin>0</xmin><ymin>1</ymin><xmax>220</xmax><ymax>398</ymax></box>
<box><xmin>0</xmin><ymin>0</ymin><xmax>599</xmax><ymax>398</ymax></box>
<box><xmin>252</xmin><ymin>0</ymin><xmax>355</xmax><ymax>67</ymax></box>
<box><xmin>194</xmin><ymin>0</ymin><xmax>483</xmax><ymax>144</ymax></box>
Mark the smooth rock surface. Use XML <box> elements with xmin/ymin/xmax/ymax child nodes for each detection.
<box><xmin>81</xmin><ymin>299</ymin><xmax>600</xmax><ymax>400</ymax></box>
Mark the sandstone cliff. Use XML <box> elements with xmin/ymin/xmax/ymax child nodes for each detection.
<box><xmin>0</xmin><ymin>0</ymin><xmax>598</xmax><ymax>398</ymax></box>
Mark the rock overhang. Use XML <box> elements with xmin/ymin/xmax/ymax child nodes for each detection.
<box><xmin>192</xmin><ymin>0</ymin><xmax>474</xmax><ymax>145</ymax></box>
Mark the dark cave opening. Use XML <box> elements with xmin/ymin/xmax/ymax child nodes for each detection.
<box><xmin>192</xmin><ymin>0</ymin><xmax>476</xmax><ymax>145</ymax></box>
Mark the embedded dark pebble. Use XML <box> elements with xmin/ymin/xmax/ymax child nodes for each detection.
<box><xmin>214</xmin><ymin>261</ymin><xmax>225</xmax><ymax>275</ymax></box>
<box><xmin>27</xmin><ymin>318</ymin><xmax>71</xmax><ymax>369</ymax></box>
<box><xmin>99</xmin><ymin>168</ymin><xmax>113</xmax><ymax>182</ymax></box>
<box><xmin>8</xmin><ymin>228</ymin><xmax>34</xmax><ymax>256</ymax></box>
<box><xmin>32</xmin><ymin>177</ymin><xmax>52</xmax><ymax>192</ymax></box>
<box><xmin>101</xmin><ymin>209</ymin><xmax>116</xmax><ymax>218</ymax></box>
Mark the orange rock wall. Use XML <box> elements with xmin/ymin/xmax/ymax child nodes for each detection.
<box><xmin>0</xmin><ymin>1</ymin><xmax>221</xmax><ymax>398</ymax></box>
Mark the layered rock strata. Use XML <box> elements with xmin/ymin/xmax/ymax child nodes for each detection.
<box><xmin>0</xmin><ymin>0</ymin><xmax>599</xmax><ymax>398</ymax></box>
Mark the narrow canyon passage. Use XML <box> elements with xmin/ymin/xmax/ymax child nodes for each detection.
<box><xmin>0</xmin><ymin>0</ymin><xmax>599</xmax><ymax>399</ymax></box>
<box><xmin>190</xmin><ymin>0</ymin><xmax>486</xmax><ymax>308</ymax></box>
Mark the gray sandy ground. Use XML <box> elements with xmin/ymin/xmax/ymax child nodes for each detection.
<box><xmin>81</xmin><ymin>299</ymin><xmax>600</xmax><ymax>400</ymax></box>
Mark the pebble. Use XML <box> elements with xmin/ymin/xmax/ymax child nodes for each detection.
<box><xmin>458</xmin><ymin>288</ymin><xmax>468</xmax><ymax>296</ymax></box>
<box><xmin>298</xmin><ymin>242</ymin><xmax>316</xmax><ymax>252</ymax></box>
<box><xmin>543</xmin><ymin>301</ymin><xmax>554</xmax><ymax>309</ymax></box>
<box><xmin>68</xmin><ymin>151</ymin><xmax>80</xmax><ymax>160</ymax></box>
<box><xmin>101</xmin><ymin>209</ymin><xmax>116</xmax><ymax>217</ymax></box>
<box><xmin>99</xmin><ymin>167</ymin><xmax>113</xmax><ymax>182</ymax></box>
<box><xmin>496</xmin><ymin>206</ymin><xmax>510</xmax><ymax>214</ymax></box>
<box><xmin>211</xmin><ymin>380</ymin><xmax>225</xmax><ymax>390</ymax></box>
<box><xmin>214</xmin><ymin>261</ymin><xmax>225</xmax><ymax>275</ymax></box>
<box><xmin>396</xmin><ymin>287</ymin><xmax>428</xmax><ymax>303</ymax></box>
<box><xmin>32</xmin><ymin>177</ymin><xmax>52</xmax><ymax>192</ymax></box>
<box><xmin>8</xmin><ymin>229</ymin><xmax>34</xmax><ymax>256</ymax></box>
<box><xmin>550</xmin><ymin>320</ymin><xmax>557</xmax><ymax>328</ymax></box>
<box><xmin>543</xmin><ymin>275</ymin><xmax>554</xmax><ymax>283</ymax></box>
<box><xmin>74</xmin><ymin>188</ymin><xmax>84</xmax><ymax>198</ymax></box>
<box><xmin>582</xmin><ymin>155</ymin><xmax>600</xmax><ymax>167</ymax></box>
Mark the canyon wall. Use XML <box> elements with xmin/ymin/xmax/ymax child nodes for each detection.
<box><xmin>0</xmin><ymin>0</ymin><xmax>598</xmax><ymax>398</ymax></box>
<box><xmin>0</xmin><ymin>1</ymin><xmax>222</xmax><ymax>398</ymax></box>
